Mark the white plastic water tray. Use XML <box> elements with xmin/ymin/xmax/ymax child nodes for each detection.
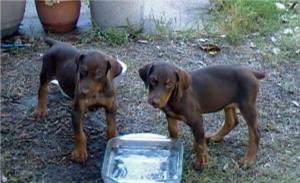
<box><xmin>101</xmin><ymin>133</ymin><xmax>184</xmax><ymax>183</ymax></box>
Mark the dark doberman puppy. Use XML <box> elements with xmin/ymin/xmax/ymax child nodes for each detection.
<box><xmin>139</xmin><ymin>62</ymin><xmax>265</xmax><ymax>170</ymax></box>
<box><xmin>35</xmin><ymin>37</ymin><xmax>123</xmax><ymax>162</ymax></box>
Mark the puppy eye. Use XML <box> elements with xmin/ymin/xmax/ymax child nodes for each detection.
<box><xmin>96</xmin><ymin>73</ymin><xmax>104</xmax><ymax>80</ymax></box>
<box><xmin>149</xmin><ymin>77</ymin><xmax>157</xmax><ymax>85</ymax></box>
<box><xmin>165</xmin><ymin>81</ymin><xmax>174</xmax><ymax>88</ymax></box>
<box><xmin>80</xmin><ymin>69</ymin><xmax>88</xmax><ymax>78</ymax></box>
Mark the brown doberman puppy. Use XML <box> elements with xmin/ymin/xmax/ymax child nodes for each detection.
<box><xmin>139</xmin><ymin>62</ymin><xmax>265</xmax><ymax>170</ymax></box>
<box><xmin>35</xmin><ymin>37</ymin><xmax>124</xmax><ymax>162</ymax></box>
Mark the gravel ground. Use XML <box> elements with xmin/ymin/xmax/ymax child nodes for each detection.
<box><xmin>1</xmin><ymin>35</ymin><xmax>300</xmax><ymax>182</ymax></box>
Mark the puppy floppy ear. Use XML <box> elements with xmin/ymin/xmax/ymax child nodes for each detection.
<box><xmin>175</xmin><ymin>68</ymin><xmax>191</xmax><ymax>98</ymax></box>
<box><xmin>138</xmin><ymin>63</ymin><xmax>153</xmax><ymax>88</ymax></box>
<box><xmin>76</xmin><ymin>52</ymin><xmax>85</xmax><ymax>71</ymax></box>
<box><xmin>106</xmin><ymin>58</ymin><xmax>122</xmax><ymax>79</ymax></box>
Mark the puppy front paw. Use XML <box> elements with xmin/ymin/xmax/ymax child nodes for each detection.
<box><xmin>106</xmin><ymin>129</ymin><xmax>117</xmax><ymax>139</ymax></box>
<box><xmin>34</xmin><ymin>108</ymin><xmax>48</xmax><ymax>119</ymax></box>
<box><xmin>239</xmin><ymin>155</ymin><xmax>256</xmax><ymax>169</ymax></box>
<box><xmin>193</xmin><ymin>160</ymin><xmax>204</xmax><ymax>170</ymax></box>
<box><xmin>193</xmin><ymin>143</ymin><xmax>209</xmax><ymax>170</ymax></box>
<box><xmin>71</xmin><ymin>147</ymin><xmax>88</xmax><ymax>163</ymax></box>
<box><xmin>193</xmin><ymin>154</ymin><xmax>209</xmax><ymax>170</ymax></box>
<box><xmin>169</xmin><ymin>131</ymin><xmax>179</xmax><ymax>139</ymax></box>
<box><xmin>205</xmin><ymin>132</ymin><xmax>223</xmax><ymax>143</ymax></box>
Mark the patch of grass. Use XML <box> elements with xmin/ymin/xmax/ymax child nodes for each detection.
<box><xmin>3</xmin><ymin>169</ymin><xmax>21</xmax><ymax>183</ymax></box>
<box><xmin>82</xmin><ymin>0</ymin><xmax>89</xmax><ymax>6</ymax></box>
<box><xmin>276</xmin><ymin>34</ymin><xmax>300</xmax><ymax>60</ymax></box>
<box><xmin>254</xmin><ymin>33</ymin><xmax>300</xmax><ymax>64</ymax></box>
<box><xmin>102</xmin><ymin>27</ymin><xmax>130</xmax><ymax>45</ymax></box>
<box><xmin>254</xmin><ymin>12</ymin><xmax>300</xmax><ymax>63</ymax></box>
<box><xmin>207</xmin><ymin>0</ymin><xmax>284</xmax><ymax>43</ymax></box>
<box><xmin>146</xmin><ymin>16</ymin><xmax>175</xmax><ymax>41</ymax></box>
<box><xmin>79</xmin><ymin>21</ymin><xmax>134</xmax><ymax>45</ymax></box>
<box><xmin>176</xmin><ymin>27</ymin><xmax>200</xmax><ymax>42</ymax></box>
<box><xmin>79</xmin><ymin>21</ymin><xmax>103</xmax><ymax>44</ymax></box>
<box><xmin>280</xmin><ymin>80</ymin><xmax>298</xmax><ymax>94</ymax></box>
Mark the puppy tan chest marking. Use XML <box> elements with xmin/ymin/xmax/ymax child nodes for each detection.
<box><xmin>163</xmin><ymin>106</ymin><xmax>186</xmax><ymax>121</ymax></box>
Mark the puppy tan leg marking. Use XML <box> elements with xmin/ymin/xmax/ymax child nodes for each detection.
<box><xmin>35</xmin><ymin>82</ymin><xmax>49</xmax><ymax>119</ymax></box>
<box><xmin>239</xmin><ymin>105</ymin><xmax>259</xmax><ymax>168</ymax></box>
<box><xmin>167</xmin><ymin>117</ymin><xmax>179</xmax><ymax>138</ymax></box>
<box><xmin>190</xmin><ymin>118</ymin><xmax>209</xmax><ymax>170</ymax></box>
<box><xmin>193</xmin><ymin>141</ymin><xmax>209</xmax><ymax>170</ymax></box>
<box><xmin>105</xmin><ymin>102</ymin><xmax>117</xmax><ymax>139</ymax></box>
<box><xmin>206</xmin><ymin>107</ymin><xmax>239</xmax><ymax>143</ymax></box>
<box><xmin>71</xmin><ymin>130</ymin><xmax>87</xmax><ymax>163</ymax></box>
<box><xmin>71</xmin><ymin>100</ymin><xmax>88</xmax><ymax>162</ymax></box>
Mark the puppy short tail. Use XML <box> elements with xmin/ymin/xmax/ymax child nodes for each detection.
<box><xmin>44</xmin><ymin>37</ymin><xmax>59</xmax><ymax>47</ymax></box>
<box><xmin>252</xmin><ymin>71</ymin><xmax>265</xmax><ymax>80</ymax></box>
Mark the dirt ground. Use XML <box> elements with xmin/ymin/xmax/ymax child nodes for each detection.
<box><xmin>1</xmin><ymin>34</ymin><xmax>299</xmax><ymax>182</ymax></box>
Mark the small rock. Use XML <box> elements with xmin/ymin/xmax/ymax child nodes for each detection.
<box><xmin>291</xmin><ymin>101</ymin><xmax>299</xmax><ymax>107</ymax></box>
<box><xmin>14</xmin><ymin>39</ymin><xmax>22</xmax><ymax>46</ymax></box>
<box><xmin>198</xmin><ymin>38</ymin><xmax>207</xmax><ymax>42</ymax></box>
<box><xmin>285</xmin><ymin>150</ymin><xmax>292</xmax><ymax>155</ymax></box>
<box><xmin>272</xmin><ymin>47</ymin><xmax>280</xmax><ymax>55</ymax></box>
<box><xmin>270</xmin><ymin>36</ymin><xmax>277</xmax><ymax>43</ymax></box>
<box><xmin>198</xmin><ymin>60</ymin><xmax>206</xmax><ymax>67</ymax></box>
<box><xmin>275</xmin><ymin>3</ymin><xmax>286</xmax><ymax>10</ymax></box>
<box><xmin>1</xmin><ymin>175</ymin><xmax>7</xmax><ymax>183</ymax></box>
<box><xmin>1</xmin><ymin>52</ymin><xmax>9</xmax><ymax>58</ymax></box>
<box><xmin>137</xmin><ymin>40</ymin><xmax>148</xmax><ymax>44</ymax></box>
<box><xmin>156</xmin><ymin>46</ymin><xmax>160</xmax><ymax>49</ymax></box>
<box><xmin>291</xmin><ymin>15</ymin><xmax>298</xmax><ymax>19</ymax></box>
<box><xmin>283</xmin><ymin>28</ymin><xmax>293</xmax><ymax>35</ymax></box>
<box><xmin>252</xmin><ymin>32</ymin><xmax>260</xmax><ymax>36</ymax></box>
<box><xmin>293</xmin><ymin>2</ymin><xmax>300</xmax><ymax>14</ymax></box>
<box><xmin>281</xmin><ymin>15</ymin><xmax>289</xmax><ymax>23</ymax></box>
<box><xmin>157</xmin><ymin>52</ymin><xmax>163</xmax><ymax>57</ymax></box>
<box><xmin>249</xmin><ymin>42</ymin><xmax>256</xmax><ymax>48</ymax></box>
<box><xmin>222</xmin><ymin>163</ymin><xmax>229</xmax><ymax>172</ymax></box>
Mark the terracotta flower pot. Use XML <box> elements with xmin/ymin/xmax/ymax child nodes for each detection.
<box><xmin>0</xmin><ymin>0</ymin><xmax>26</xmax><ymax>38</ymax></box>
<box><xmin>35</xmin><ymin>0</ymin><xmax>81</xmax><ymax>33</ymax></box>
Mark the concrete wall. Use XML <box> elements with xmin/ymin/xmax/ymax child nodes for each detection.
<box><xmin>144</xmin><ymin>0</ymin><xmax>210</xmax><ymax>32</ymax></box>
<box><xmin>20</xmin><ymin>0</ymin><xmax>210</xmax><ymax>37</ymax></box>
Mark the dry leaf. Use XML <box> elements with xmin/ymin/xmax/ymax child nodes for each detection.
<box><xmin>200</xmin><ymin>44</ymin><xmax>221</xmax><ymax>52</ymax></box>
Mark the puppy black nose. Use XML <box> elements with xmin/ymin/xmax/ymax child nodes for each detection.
<box><xmin>81</xmin><ymin>88</ymin><xmax>89</xmax><ymax>96</ymax></box>
<box><xmin>150</xmin><ymin>98</ymin><xmax>160</xmax><ymax>108</ymax></box>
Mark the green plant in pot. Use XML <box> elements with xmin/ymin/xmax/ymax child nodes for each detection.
<box><xmin>35</xmin><ymin>0</ymin><xmax>81</xmax><ymax>33</ymax></box>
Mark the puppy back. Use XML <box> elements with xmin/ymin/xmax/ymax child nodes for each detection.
<box><xmin>44</xmin><ymin>37</ymin><xmax>59</xmax><ymax>47</ymax></box>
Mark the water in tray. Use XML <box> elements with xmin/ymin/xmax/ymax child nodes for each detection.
<box><xmin>108</xmin><ymin>147</ymin><xmax>180</xmax><ymax>182</ymax></box>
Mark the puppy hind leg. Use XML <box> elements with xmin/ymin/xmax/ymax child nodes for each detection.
<box><xmin>35</xmin><ymin>70</ymin><xmax>52</xmax><ymax>119</ymax></box>
<box><xmin>206</xmin><ymin>107</ymin><xmax>239</xmax><ymax>143</ymax></box>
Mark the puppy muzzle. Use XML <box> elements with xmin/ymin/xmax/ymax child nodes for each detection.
<box><xmin>148</xmin><ymin>97</ymin><xmax>160</xmax><ymax>108</ymax></box>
